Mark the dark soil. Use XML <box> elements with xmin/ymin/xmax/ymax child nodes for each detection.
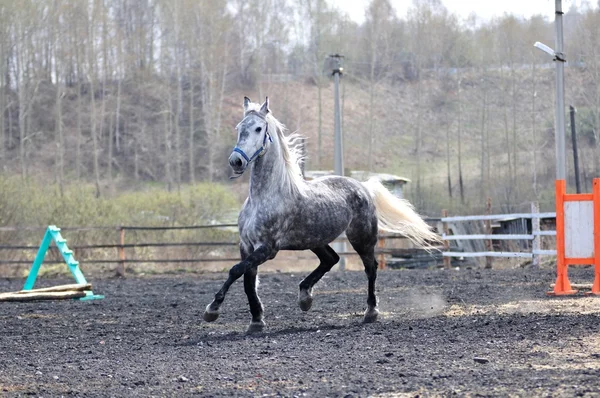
<box><xmin>2</xmin><ymin>267</ymin><xmax>600</xmax><ymax>397</ymax></box>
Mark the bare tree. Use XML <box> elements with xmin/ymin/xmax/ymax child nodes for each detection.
<box><xmin>53</xmin><ymin>4</ymin><xmax>65</xmax><ymax>195</ymax></box>
<box><xmin>364</xmin><ymin>0</ymin><xmax>396</xmax><ymax>171</ymax></box>
<box><xmin>88</xmin><ymin>0</ymin><xmax>101</xmax><ymax>197</ymax></box>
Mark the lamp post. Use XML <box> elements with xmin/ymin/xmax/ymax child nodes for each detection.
<box><xmin>329</xmin><ymin>54</ymin><xmax>346</xmax><ymax>270</ymax></box>
<box><xmin>534</xmin><ymin>0</ymin><xmax>566</xmax><ymax>181</ymax></box>
<box><xmin>330</xmin><ymin>54</ymin><xmax>344</xmax><ymax>176</ymax></box>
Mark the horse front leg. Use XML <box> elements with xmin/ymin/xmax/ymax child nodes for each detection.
<box><xmin>203</xmin><ymin>245</ymin><xmax>273</xmax><ymax>327</ymax></box>
<box><xmin>243</xmin><ymin>266</ymin><xmax>264</xmax><ymax>333</ymax></box>
<box><xmin>240</xmin><ymin>243</ymin><xmax>266</xmax><ymax>333</ymax></box>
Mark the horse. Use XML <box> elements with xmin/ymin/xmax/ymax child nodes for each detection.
<box><xmin>203</xmin><ymin>96</ymin><xmax>439</xmax><ymax>333</ymax></box>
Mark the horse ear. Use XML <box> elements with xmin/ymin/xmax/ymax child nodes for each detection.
<box><xmin>243</xmin><ymin>96</ymin><xmax>251</xmax><ymax>113</ymax></box>
<box><xmin>259</xmin><ymin>96</ymin><xmax>270</xmax><ymax>115</ymax></box>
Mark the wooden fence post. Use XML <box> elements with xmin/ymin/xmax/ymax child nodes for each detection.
<box><xmin>485</xmin><ymin>198</ymin><xmax>493</xmax><ymax>269</ymax></box>
<box><xmin>442</xmin><ymin>209</ymin><xmax>451</xmax><ymax>269</ymax></box>
<box><xmin>378</xmin><ymin>235</ymin><xmax>386</xmax><ymax>270</ymax></box>
<box><xmin>116</xmin><ymin>227</ymin><xmax>126</xmax><ymax>277</ymax></box>
<box><xmin>531</xmin><ymin>201</ymin><xmax>541</xmax><ymax>268</ymax></box>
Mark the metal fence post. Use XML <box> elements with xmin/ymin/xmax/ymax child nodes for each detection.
<box><xmin>116</xmin><ymin>227</ymin><xmax>126</xmax><ymax>277</ymax></box>
<box><xmin>485</xmin><ymin>198</ymin><xmax>493</xmax><ymax>269</ymax></box>
<box><xmin>442</xmin><ymin>209</ymin><xmax>451</xmax><ymax>268</ymax></box>
<box><xmin>531</xmin><ymin>202</ymin><xmax>541</xmax><ymax>268</ymax></box>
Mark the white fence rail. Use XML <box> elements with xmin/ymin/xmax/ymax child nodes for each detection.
<box><xmin>441</xmin><ymin>204</ymin><xmax>556</xmax><ymax>267</ymax></box>
<box><xmin>443</xmin><ymin>234</ymin><xmax>534</xmax><ymax>240</ymax></box>
<box><xmin>441</xmin><ymin>212</ymin><xmax>556</xmax><ymax>222</ymax></box>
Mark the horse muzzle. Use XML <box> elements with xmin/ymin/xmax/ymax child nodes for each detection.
<box><xmin>228</xmin><ymin>151</ymin><xmax>248</xmax><ymax>176</ymax></box>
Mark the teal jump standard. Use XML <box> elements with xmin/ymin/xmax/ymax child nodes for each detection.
<box><xmin>23</xmin><ymin>225</ymin><xmax>104</xmax><ymax>300</ymax></box>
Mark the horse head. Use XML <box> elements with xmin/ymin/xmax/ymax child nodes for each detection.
<box><xmin>228</xmin><ymin>97</ymin><xmax>273</xmax><ymax>177</ymax></box>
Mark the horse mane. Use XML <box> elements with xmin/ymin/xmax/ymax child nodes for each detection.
<box><xmin>245</xmin><ymin>103</ymin><xmax>306</xmax><ymax>196</ymax></box>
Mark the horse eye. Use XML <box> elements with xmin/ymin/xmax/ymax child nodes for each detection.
<box><xmin>255</xmin><ymin>127</ymin><xmax>262</xmax><ymax>133</ymax></box>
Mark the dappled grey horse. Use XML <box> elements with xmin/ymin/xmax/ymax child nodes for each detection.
<box><xmin>204</xmin><ymin>97</ymin><xmax>439</xmax><ymax>333</ymax></box>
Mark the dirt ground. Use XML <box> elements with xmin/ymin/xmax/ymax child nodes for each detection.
<box><xmin>1</xmin><ymin>266</ymin><xmax>600</xmax><ymax>397</ymax></box>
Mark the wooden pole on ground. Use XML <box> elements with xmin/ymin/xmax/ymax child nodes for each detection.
<box><xmin>18</xmin><ymin>283</ymin><xmax>92</xmax><ymax>294</ymax></box>
<box><xmin>0</xmin><ymin>291</ymin><xmax>87</xmax><ymax>302</ymax></box>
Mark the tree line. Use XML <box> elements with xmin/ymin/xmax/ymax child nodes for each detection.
<box><xmin>0</xmin><ymin>0</ymin><xmax>599</xmax><ymax>214</ymax></box>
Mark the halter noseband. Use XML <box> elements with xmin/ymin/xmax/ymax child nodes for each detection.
<box><xmin>232</xmin><ymin>112</ymin><xmax>273</xmax><ymax>164</ymax></box>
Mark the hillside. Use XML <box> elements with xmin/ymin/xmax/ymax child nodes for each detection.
<box><xmin>1</xmin><ymin>64</ymin><xmax>593</xmax><ymax>217</ymax></box>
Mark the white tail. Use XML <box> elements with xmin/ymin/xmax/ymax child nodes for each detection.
<box><xmin>362</xmin><ymin>178</ymin><xmax>441</xmax><ymax>249</ymax></box>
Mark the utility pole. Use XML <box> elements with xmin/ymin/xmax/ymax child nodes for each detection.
<box><xmin>330</xmin><ymin>54</ymin><xmax>346</xmax><ymax>270</ymax></box>
<box><xmin>570</xmin><ymin>106</ymin><xmax>581</xmax><ymax>193</ymax></box>
<box><xmin>554</xmin><ymin>0</ymin><xmax>566</xmax><ymax>181</ymax></box>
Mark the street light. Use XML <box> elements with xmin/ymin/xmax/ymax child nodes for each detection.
<box><xmin>329</xmin><ymin>54</ymin><xmax>344</xmax><ymax>177</ymax></box>
<box><xmin>533</xmin><ymin>0</ymin><xmax>566</xmax><ymax>181</ymax></box>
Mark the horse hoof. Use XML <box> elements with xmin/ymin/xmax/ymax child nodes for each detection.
<box><xmin>247</xmin><ymin>320</ymin><xmax>265</xmax><ymax>334</ymax></box>
<box><xmin>203</xmin><ymin>310</ymin><xmax>220</xmax><ymax>322</ymax></box>
<box><xmin>298</xmin><ymin>291</ymin><xmax>313</xmax><ymax>311</ymax></box>
<box><xmin>363</xmin><ymin>308</ymin><xmax>379</xmax><ymax>323</ymax></box>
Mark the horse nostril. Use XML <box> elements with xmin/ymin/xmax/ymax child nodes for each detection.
<box><xmin>230</xmin><ymin>156</ymin><xmax>243</xmax><ymax>168</ymax></box>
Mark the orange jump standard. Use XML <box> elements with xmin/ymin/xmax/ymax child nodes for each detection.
<box><xmin>549</xmin><ymin>178</ymin><xmax>600</xmax><ymax>295</ymax></box>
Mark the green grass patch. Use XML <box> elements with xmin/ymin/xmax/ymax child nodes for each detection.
<box><xmin>0</xmin><ymin>176</ymin><xmax>240</xmax><ymax>249</ymax></box>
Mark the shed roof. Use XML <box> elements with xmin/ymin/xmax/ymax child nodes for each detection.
<box><xmin>305</xmin><ymin>170</ymin><xmax>410</xmax><ymax>184</ymax></box>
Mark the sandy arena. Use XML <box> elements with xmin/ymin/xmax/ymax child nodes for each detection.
<box><xmin>1</xmin><ymin>266</ymin><xmax>600</xmax><ymax>396</ymax></box>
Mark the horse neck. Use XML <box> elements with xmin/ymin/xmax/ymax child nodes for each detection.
<box><xmin>248</xmin><ymin>135</ymin><xmax>289</xmax><ymax>200</ymax></box>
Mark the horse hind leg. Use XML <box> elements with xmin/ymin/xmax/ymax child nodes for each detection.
<box><xmin>349</xmin><ymin>237</ymin><xmax>379</xmax><ymax>323</ymax></box>
<box><xmin>361</xmin><ymin>249</ymin><xmax>379</xmax><ymax>323</ymax></box>
<box><xmin>298</xmin><ymin>245</ymin><xmax>339</xmax><ymax>311</ymax></box>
